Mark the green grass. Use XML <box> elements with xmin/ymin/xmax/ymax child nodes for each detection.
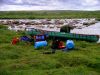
<box><xmin>0</xmin><ymin>25</ymin><xmax>100</xmax><ymax>75</ymax></box>
<box><xmin>0</xmin><ymin>11</ymin><xmax>100</xmax><ymax>19</ymax></box>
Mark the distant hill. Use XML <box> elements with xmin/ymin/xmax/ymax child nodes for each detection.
<box><xmin>0</xmin><ymin>10</ymin><xmax>100</xmax><ymax>19</ymax></box>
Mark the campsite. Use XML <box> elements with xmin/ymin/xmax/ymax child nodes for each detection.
<box><xmin>0</xmin><ymin>10</ymin><xmax>100</xmax><ymax>75</ymax></box>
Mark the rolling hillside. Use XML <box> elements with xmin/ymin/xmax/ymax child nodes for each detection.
<box><xmin>0</xmin><ymin>11</ymin><xmax>100</xmax><ymax>19</ymax></box>
<box><xmin>0</xmin><ymin>25</ymin><xmax>100</xmax><ymax>75</ymax></box>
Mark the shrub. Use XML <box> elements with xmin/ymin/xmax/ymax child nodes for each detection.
<box><xmin>60</xmin><ymin>25</ymin><xmax>73</xmax><ymax>33</ymax></box>
<box><xmin>0</xmin><ymin>25</ymin><xmax>7</xmax><ymax>29</ymax></box>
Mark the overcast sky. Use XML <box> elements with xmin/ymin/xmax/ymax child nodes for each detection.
<box><xmin>0</xmin><ymin>0</ymin><xmax>100</xmax><ymax>11</ymax></box>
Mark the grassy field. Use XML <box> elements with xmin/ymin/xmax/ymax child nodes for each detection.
<box><xmin>0</xmin><ymin>25</ymin><xmax>100</xmax><ymax>75</ymax></box>
<box><xmin>0</xmin><ymin>11</ymin><xmax>100</xmax><ymax>19</ymax></box>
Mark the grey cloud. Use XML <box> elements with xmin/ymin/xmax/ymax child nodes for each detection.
<box><xmin>0</xmin><ymin>0</ymin><xmax>100</xmax><ymax>11</ymax></box>
<box><xmin>0</xmin><ymin>0</ymin><xmax>50</xmax><ymax>6</ymax></box>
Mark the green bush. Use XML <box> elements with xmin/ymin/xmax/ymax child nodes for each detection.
<box><xmin>60</xmin><ymin>25</ymin><xmax>74</xmax><ymax>33</ymax></box>
<box><xmin>0</xmin><ymin>25</ymin><xmax>7</xmax><ymax>29</ymax></box>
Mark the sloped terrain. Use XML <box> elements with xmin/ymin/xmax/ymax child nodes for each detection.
<box><xmin>0</xmin><ymin>25</ymin><xmax>100</xmax><ymax>75</ymax></box>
